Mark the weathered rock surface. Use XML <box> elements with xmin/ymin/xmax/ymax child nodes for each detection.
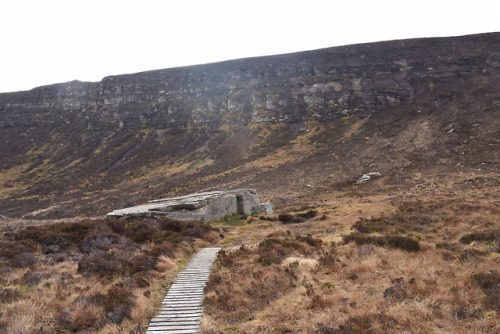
<box><xmin>252</xmin><ymin>202</ymin><xmax>273</xmax><ymax>215</ymax></box>
<box><xmin>227</xmin><ymin>189</ymin><xmax>260</xmax><ymax>215</ymax></box>
<box><xmin>105</xmin><ymin>189</ymin><xmax>272</xmax><ymax>221</ymax></box>
<box><xmin>356</xmin><ymin>172</ymin><xmax>382</xmax><ymax>184</ymax></box>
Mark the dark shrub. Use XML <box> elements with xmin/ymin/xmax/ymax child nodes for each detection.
<box><xmin>278</xmin><ymin>213</ymin><xmax>294</xmax><ymax>223</ymax></box>
<box><xmin>80</xmin><ymin>293</ymin><xmax>107</xmax><ymax>306</ymax></box>
<box><xmin>455</xmin><ymin>305</ymin><xmax>482</xmax><ymax>320</ymax></box>
<box><xmin>80</xmin><ymin>233</ymin><xmax>122</xmax><ymax>253</ymax></box>
<box><xmin>109</xmin><ymin>220</ymin><xmax>127</xmax><ymax>234</ymax></box>
<box><xmin>56</xmin><ymin>307</ymin><xmax>101</xmax><ymax>332</ymax></box>
<box><xmin>460</xmin><ymin>230</ymin><xmax>499</xmax><ymax>244</ymax></box>
<box><xmin>158</xmin><ymin>217</ymin><xmax>184</xmax><ymax>232</ymax></box>
<box><xmin>23</xmin><ymin>272</ymin><xmax>46</xmax><ymax>287</ymax></box>
<box><xmin>78</xmin><ymin>250</ymin><xmax>123</xmax><ymax>276</ymax></box>
<box><xmin>257</xmin><ymin>255</ymin><xmax>280</xmax><ymax>266</ymax></box>
<box><xmin>299</xmin><ymin>210</ymin><xmax>318</xmax><ymax>220</ymax></box>
<box><xmin>134</xmin><ymin>274</ymin><xmax>150</xmax><ymax>288</ymax></box>
<box><xmin>472</xmin><ymin>271</ymin><xmax>500</xmax><ymax>290</ymax></box>
<box><xmin>40</xmin><ymin>234</ymin><xmax>71</xmax><ymax>249</ymax></box>
<box><xmin>256</xmin><ymin>236</ymin><xmax>319</xmax><ymax>266</ymax></box>
<box><xmin>279</xmin><ymin>211</ymin><xmax>317</xmax><ymax>224</ymax></box>
<box><xmin>352</xmin><ymin>217</ymin><xmax>387</xmax><ymax>233</ymax></box>
<box><xmin>13</xmin><ymin>220</ymin><xmax>97</xmax><ymax>248</ymax></box>
<box><xmin>343</xmin><ymin>233</ymin><xmax>420</xmax><ymax>252</ymax></box>
<box><xmin>296</xmin><ymin>235</ymin><xmax>322</xmax><ymax>247</ymax></box>
<box><xmin>0</xmin><ymin>240</ymin><xmax>38</xmax><ymax>268</ymax></box>
<box><xmin>104</xmin><ymin>285</ymin><xmax>135</xmax><ymax>323</ymax></box>
<box><xmin>0</xmin><ymin>288</ymin><xmax>22</xmax><ymax>303</ymax></box>
<box><xmin>471</xmin><ymin>270</ymin><xmax>500</xmax><ymax>310</ymax></box>
<box><xmin>182</xmin><ymin>221</ymin><xmax>214</xmax><ymax>238</ymax></box>
<box><xmin>78</xmin><ymin>242</ymin><xmax>156</xmax><ymax>277</ymax></box>
<box><xmin>10</xmin><ymin>253</ymin><xmax>37</xmax><ymax>268</ymax></box>
<box><xmin>217</xmin><ymin>250</ymin><xmax>234</xmax><ymax>267</ymax></box>
<box><xmin>128</xmin><ymin>255</ymin><xmax>156</xmax><ymax>275</ymax></box>
<box><xmin>128</xmin><ymin>223</ymin><xmax>157</xmax><ymax>243</ymax></box>
<box><xmin>386</xmin><ymin>236</ymin><xmax>420</xmax><ymax>252</ymax></box>
<box><xmin>384</xmin><ymin>277</ymin><xmax>408</xmax><ymax>302</ymax></box>
<box><xmin>319</xmin><ymin>252</ymin><xmax>338</xmax><ymax>270</ymax></box>
<box><xmin>0</xmin><ymin>321</ymin><xmax>6</xmax><ymax>334</ymax></box>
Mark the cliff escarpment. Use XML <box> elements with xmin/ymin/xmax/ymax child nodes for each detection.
<box><xmin>0</xmin><ymin>33</ymin><xmax>499</xmax><ymax>218</ymax></box>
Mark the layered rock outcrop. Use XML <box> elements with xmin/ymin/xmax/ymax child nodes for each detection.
<box><xmin>4</xmin><ymin>33</ymin><xmax>497</xmax><ymax>132</ymax></box>
<box><xmin>105</xmin><ymin>189</ymin><xmax>272</xmax><ymax>222</ymax></box>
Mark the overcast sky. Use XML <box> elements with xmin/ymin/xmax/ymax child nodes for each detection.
<box><xmin>1</xmin><ymin>0</ymin><xmax>499</xmax><ymax>93</ymax></box>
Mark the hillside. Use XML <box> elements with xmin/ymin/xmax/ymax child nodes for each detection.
<box><xmin>0</xmin><ymin>33</ymin><xmax>499</xmax><ymax>333</ymax></box>
<box><xmin>0</xmin><ymin>32</ymin><xmax>499</xmax><ymax>219</ymax></box>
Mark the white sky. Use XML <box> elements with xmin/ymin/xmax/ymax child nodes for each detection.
<box><xmin>1</xmin><ymin>0</ymin><xmax>499</xmax><ymax>93</ymax></box>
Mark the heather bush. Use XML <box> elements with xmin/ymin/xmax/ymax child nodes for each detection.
<box><xmin>80</xmin><ymin>233</ymin><xmax>123</xmax><ymax>253</ymax></box>
<box><xmin>158</xmin><ymin>217</ymin><xmax>184</xmax><ymax>232</ymax></box>
<box><xmin>0</xmin><ymin>288</ymin><xmax>22</xmax><ymax>303</ymax></box>
<box><xmin>343</xmin><ymin>233</ymin><xmax>420</xmax><ymax>252</ymax></box>
<box><xmin>182</xmin><ymin>221</ymin><xmax>214</xmax><ymax>238</ymax></box>
<box><xmin>104</xmin><ymin>284</ymin><xmax>136</xmax><ymax>323</ymax></box>
<box><xmin>279</xmin><ymin>210</ymin><xmax>318</xmax><ymax>224</ymax></box>
<box><xmin>459</xmin><ymin>229</ymin><xmax>499</xmax><ymax>244</ymax></box>
<box><xmin>0</xmin><ymin>239</ymin><xmax>37</xmax><ymax>259</ymax></box>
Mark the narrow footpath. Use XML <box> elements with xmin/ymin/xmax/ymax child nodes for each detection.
<box><xmin>146</xmin><ymin>247</ymin><xmax>221</xmax><ymax>334</ymax></box>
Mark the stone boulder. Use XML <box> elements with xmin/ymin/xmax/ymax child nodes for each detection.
<box><xmin>227</xmin><ymin>189</ymin><xmax>260</xmax><ymax>215</ymax></box>
<box><xmin>252</xmin><ymin>202</ymin><xmax>273</xmax><ymax>215</ymax></box>
<box><xmin>105</xmin><ymin>189</ymin><xmax>271</xmax><ymax>222</ymax></box>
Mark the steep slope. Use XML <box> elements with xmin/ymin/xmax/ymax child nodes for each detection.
<box><xmin>0</xmin><ymin>32</ymin><xmax>499</xmax><ymax>218</ymax></box>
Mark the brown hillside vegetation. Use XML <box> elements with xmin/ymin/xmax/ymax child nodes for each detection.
<box><xmin>202</xmin><ymin>197</ymin><xmax>499</xmax><ymax>333</ymax></box>
<box><xmin>0</xmin><ymin>175</ymin><xmax>498</xmax><ymax>333</ymax></box>
<box><xmin>0</xmin><ymin>217</ymin><xmax>221</xmax><ymax>333</ymax></box>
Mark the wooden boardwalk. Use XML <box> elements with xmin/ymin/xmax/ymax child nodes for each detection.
<box><xmin>146</xmin><ymin>247</ymin><xmax>221</xmax><ymax>334</ymax></box>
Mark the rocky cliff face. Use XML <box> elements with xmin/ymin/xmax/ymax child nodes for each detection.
<box><xmin>0</xmin><ymin>33</ymin><xmax>499</xmax><ymax>218</ymax></box>
<box><xmin>1</xmin><ymin>42</ymin><xmax>416</xmax><ymax>129</ymax></box>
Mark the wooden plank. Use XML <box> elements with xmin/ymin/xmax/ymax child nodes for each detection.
<box><xmin>146</xmin><ymin>247</ymin><xmax>220</xmax><ymax>333</ymax></box>
<box><xmin>150</xmin><ymin>316</ymin><xmax>201</xmax><ymax>321</ymax></box>
<box><xmin>146</xmin><ymin>330</ymin><xmax>200</xmax><ymax>334</ymax></box>
<box><xmin>148</xmin><ymin>323</ymin><xmax>200</xmax><ymax>328</ymax></box>
<box><xmin>147</xmin><ymin>326</ymin><xmax>200</xmax><ymax>331</ymax></box>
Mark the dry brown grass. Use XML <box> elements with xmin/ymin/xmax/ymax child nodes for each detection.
<box><xmin>202</xmin><ymin>199</ymin><xmax>500</xmax><ymax>333</ymax></box>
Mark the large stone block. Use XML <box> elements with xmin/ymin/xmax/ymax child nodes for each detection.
<box><xmin>253</xmin><ymin>202</ymin><xmax>273</xmax><ymax>215</ymax></box>
<box><xmin>105</xmin><ymin>189</ymin><xmax>270</xmax><ymax>222</ymax></box>
<box><xmin>227</xmin><ymin>189</ymin><xmax>260</xmax><ymax>216</ymax></box>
